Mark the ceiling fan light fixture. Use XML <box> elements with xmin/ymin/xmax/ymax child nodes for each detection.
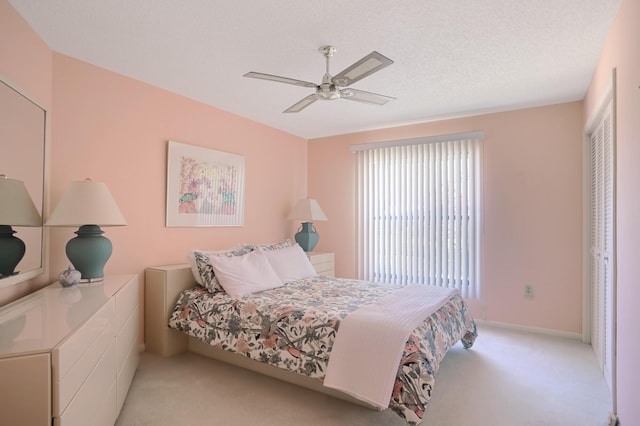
<box><xmin>317</xmin><ymin>84</ymin><xmax>340</xmax><ymax>100</ymax></box>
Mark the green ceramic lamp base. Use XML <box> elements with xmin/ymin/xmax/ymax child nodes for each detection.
<box><xmin>66</xmin><ymin>225</ymin><xmax>113</xmax><ymax>281</ymax></box>
<box><xmin>0</xmin><ymin>225</ymin><xmax>25</xmax><ymax>277</ymax></box>
<box><xmin>295</xmin><ymin>222</ymin><xmax>319</xmax><ymax>252</ymax></box>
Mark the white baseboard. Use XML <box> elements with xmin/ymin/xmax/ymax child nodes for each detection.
<box><xmin>475</xmin><ymin>319</ymin><xmax>582</xmax><ymax>341</ymax></box>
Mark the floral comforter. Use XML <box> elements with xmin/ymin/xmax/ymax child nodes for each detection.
<box><xmin>169</xmin><ymin>275</ymin><xmax>477</xmax><ymax>425</ymax></box>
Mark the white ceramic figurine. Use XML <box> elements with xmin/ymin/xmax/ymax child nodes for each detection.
<box><xmin>58</xmin><ymin>266</ymin><xmax>81</xmax><ymax>287</ymax></box>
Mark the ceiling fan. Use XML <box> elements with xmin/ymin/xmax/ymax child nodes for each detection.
<box><xmin>244</xmin><ymin>46</ymin><xmax>395</xmax><ymax>113</ymax></box>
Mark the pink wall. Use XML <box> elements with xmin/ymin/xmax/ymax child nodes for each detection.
<box><xmin>50</xmin><ymin>52</ymin><xmax>308</xmax><ymax>284</ymax></box>
<box><xmin>584</xmin><ymin>0</ymin><xmax>640</xmax><ymax>422</ymax></box>
<box><xmin>0</xmin><ymin>1</ymin><xmax>51</xmax><ymax>106</ymax></box>
<box><xmin>0</xmin><ymin>0</ymin><xmax>52</xmax><ymax>305</ymax></box>
<box><xmin>309</xmin><ymin>102</ymin><xmax>584</xmax><ymax>334</ymax></box>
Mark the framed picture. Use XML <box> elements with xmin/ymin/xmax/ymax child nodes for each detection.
<box><xmin>166</xmin><ymin>140</ymin><xmax>245</xmax><ymax>227</ymax></box>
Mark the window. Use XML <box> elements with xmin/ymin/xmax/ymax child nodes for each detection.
<box><xmin>351</xmin><ymin>131</ymin><xmax>483</xmax><ymax>298</ymax></box>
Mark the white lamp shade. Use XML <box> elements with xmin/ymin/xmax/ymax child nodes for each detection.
<box><xmin>287</xmin><ymin>198</ymin><xmax>328</xmax><ymax>222</ymax></box>
<box><xmin>45</xmin><ymin>178</ymin><xmax>127</xmax><ymax>227</ymax></box>
<box><xmin>0</xmin><ymin>175</ymin><xmax>42</xmax><ymax>226</ymax></box>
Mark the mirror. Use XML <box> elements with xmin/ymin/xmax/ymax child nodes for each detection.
<box><xmin>0</xmin><ymin>78</ymin><xmax>45</xmax><ymax>287</ymax></box>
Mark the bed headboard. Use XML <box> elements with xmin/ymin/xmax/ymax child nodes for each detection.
<box><xmin>144</xmin><ymin>264</ymin><xmax>196</xmax><ymax>356</ymax></box>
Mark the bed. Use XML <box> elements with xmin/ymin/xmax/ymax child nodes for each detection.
<box><xmin>144</xmin><ymin>245</ymin><xmax>477</xmax><ymax>425</ymax></box>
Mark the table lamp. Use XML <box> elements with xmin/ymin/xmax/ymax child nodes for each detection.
<box><xmin>45</xmin><ymin>178</ymin><xmax>126</xmax><ymax>282</ymax></box>
<box><xmin>0</xmin><ymin>175</ymin><xmax>42</xmax><ymax>277</ymax></box>
<box><xmin>287</xmin><ymin>198</ymin><xmax>327</xmax><ymax>252</ymax></box>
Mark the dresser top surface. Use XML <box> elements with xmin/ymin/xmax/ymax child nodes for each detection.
<box><xmin>0</xmin><ymin>275</ymin><xmax>135</xmax><ymax>358</ymax></box>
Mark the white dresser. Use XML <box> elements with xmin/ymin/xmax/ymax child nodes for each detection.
<box><xmin>0</xmin><ymin>275</ymin><xmax>139</xmax><ymax>426</ymax></box>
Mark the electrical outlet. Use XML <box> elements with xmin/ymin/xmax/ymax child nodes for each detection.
<box><xmin>524</xmin><ymin>285</ymin><xmax>534</xmax><ymax>297</ymax></box>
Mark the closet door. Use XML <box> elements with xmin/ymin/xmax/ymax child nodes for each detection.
<box><xmin>589</xmin><ymin>101</ymin><xmax>614</xmax><ymax>388</ymax></box>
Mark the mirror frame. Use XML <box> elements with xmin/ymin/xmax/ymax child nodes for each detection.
<box><xmin>0</xmin><ymin>76</ymin><xmax>46</xmax><ymax>288</ymax></box>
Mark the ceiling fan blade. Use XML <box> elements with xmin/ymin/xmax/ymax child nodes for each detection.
<box><xmin>244</xmin><ymin>72</ymin><xmax>317</xmax><ymax>88</ymax></box>
<box><xmin>331</xmin><ymin>51</ymin><xmax>394</xmax><ymax>87</ymax></box>
<box><xmin>341</xmin><ymin>88</ymin><xmax>395</xmax><ymax>105</ymax></box>
<box><xmin>284</xmin><ymin>94</ymin><xmax>319</xmax><ymax>113</ymax></box>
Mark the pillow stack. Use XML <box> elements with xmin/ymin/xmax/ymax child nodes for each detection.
<box><xmin>187</xmin><ymin>245</ymin><xmax>254</xmax><ymax>293</ymax></box>
<box><xmin>260</xmin><ymin>243</ymin><xmax>317</xmax><ymax>283</ymax></box>
<box><xmin>188</xmin><ymin>239</ymin><xmax>318</xmax><ymax>298</ymax></box>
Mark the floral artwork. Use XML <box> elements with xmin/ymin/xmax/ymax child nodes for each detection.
<box><xmin>178</xmin><ymin>157</ymin><xmax>239</xmax><ymax>215</ymax></box>
<box><xmin>166</xmin><ymin>141</ymin><xmax>245</xmax><ymax>227</ymax></box>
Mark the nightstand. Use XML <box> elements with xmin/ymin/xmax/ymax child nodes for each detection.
<box><xmin>306</xmin><ymin>252</ymin><xmax>335</xmax><ymax>276</ymax></box>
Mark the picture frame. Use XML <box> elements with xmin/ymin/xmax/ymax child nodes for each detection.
<box><xmin>166</xmin><ymin>140</ymin><xmax>245</xmax><ymax>227</ymax></box>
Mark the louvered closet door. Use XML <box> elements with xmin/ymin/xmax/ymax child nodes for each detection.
<box><xmin>589</xmin><ymin>101</ymin><xmax>613</xmax><ymax>388</ymax></box>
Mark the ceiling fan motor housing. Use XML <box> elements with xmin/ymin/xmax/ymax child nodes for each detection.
<box><xmin>317</xmin><ymin>83</ymin><xmax>340</xmax><ymax>100</ymax></box>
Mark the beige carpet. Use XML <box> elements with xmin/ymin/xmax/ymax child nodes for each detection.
<box><xmin>116</xmin><ymin>325</ymin><xmax>612</xmax><ymax>425</ymax></box>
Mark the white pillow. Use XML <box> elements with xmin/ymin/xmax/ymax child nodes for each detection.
<box><xmin>207</xmin><ymin>249</ymin><xmax>283</xmax><ymax>298</ymax></box>
<box><xmin>187</xmin><ymin>245</ymin><xmax>254</xmax><ymax>293</ymax></box>
<box><xmin>261</xmin><ymin>243</ymin><xmax>317</xmax><ymax>283</ymax></box>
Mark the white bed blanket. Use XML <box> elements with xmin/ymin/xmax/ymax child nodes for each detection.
<box><xmin>323</xmin><ymin>284</ymin><xmax>457</xmax><ymax>409</ymax></box>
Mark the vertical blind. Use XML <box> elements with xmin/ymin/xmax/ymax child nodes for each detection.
<box><xmin>352</xmin><ymin>132</ymin><xmax>483</xmax><ymax>299</ymax></box>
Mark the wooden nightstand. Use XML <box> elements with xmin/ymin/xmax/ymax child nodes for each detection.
<box><xmin>306</xmin><ymin>252</ymin><xmax>335</xmax><ymax>276</ymax></box>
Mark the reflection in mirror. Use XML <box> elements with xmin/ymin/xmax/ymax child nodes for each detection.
<box><xmin>0</xmin><ymin>175</ymin><xmax>42</xmax><ymax>277</ymax></box>
<box><xmin>0</xmin><ymin>79</ymin><xmax>45</xmax><ymax>287</ymax></box>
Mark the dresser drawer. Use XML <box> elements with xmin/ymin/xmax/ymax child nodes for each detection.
<box><xmin>307</xmin><ymin>252</ymin><xmax>335</xmax><ymax>276</ymax></box>
<box><xmin>53</xmin><ymin>316</ymin><xmax>114</xmax><ymax>416</ymax></box>
<box><xmin>56</xmin><ymin>342</ymin><xmax>117</xmax><ymax>426</ymax></box>
<box><xmin>117</xmin><ymin>343</ymin><xmax>139</xmax><ymax>413</ymax></box>
<box><xmin>52</xmin><ymin>299</ymin><xmax>115</xmax><ymax>406</ymax></box>
<box><xmin>313</xmin><ymin>263</ymin><xmax>334</xmax><ymax>276</ymax></box>
<box><xmin>93</xmin><ymin>381</ymin><xmax>118</xmax><ymax>426</ymax></box>
<box><xmin>116</xmin><ymin>305</ymin><xmax>138</xmax><ymax>371</ymax></box>
<box><xmin>114</xmin><ymin>276</ymin><xmax>138</xmax><ymax>332</ymax></box>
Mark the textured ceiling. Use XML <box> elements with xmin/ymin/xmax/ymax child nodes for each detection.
<box><xmin>8</xmin><ymin>0</ymin><xmax>621</xmax><ymax>139</ymax></box>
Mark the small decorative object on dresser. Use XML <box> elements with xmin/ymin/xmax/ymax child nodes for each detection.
<box><xmin>58</xmin><ymin>266</ymin><xmax>81</xmax><ymax>287</ymax></box>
